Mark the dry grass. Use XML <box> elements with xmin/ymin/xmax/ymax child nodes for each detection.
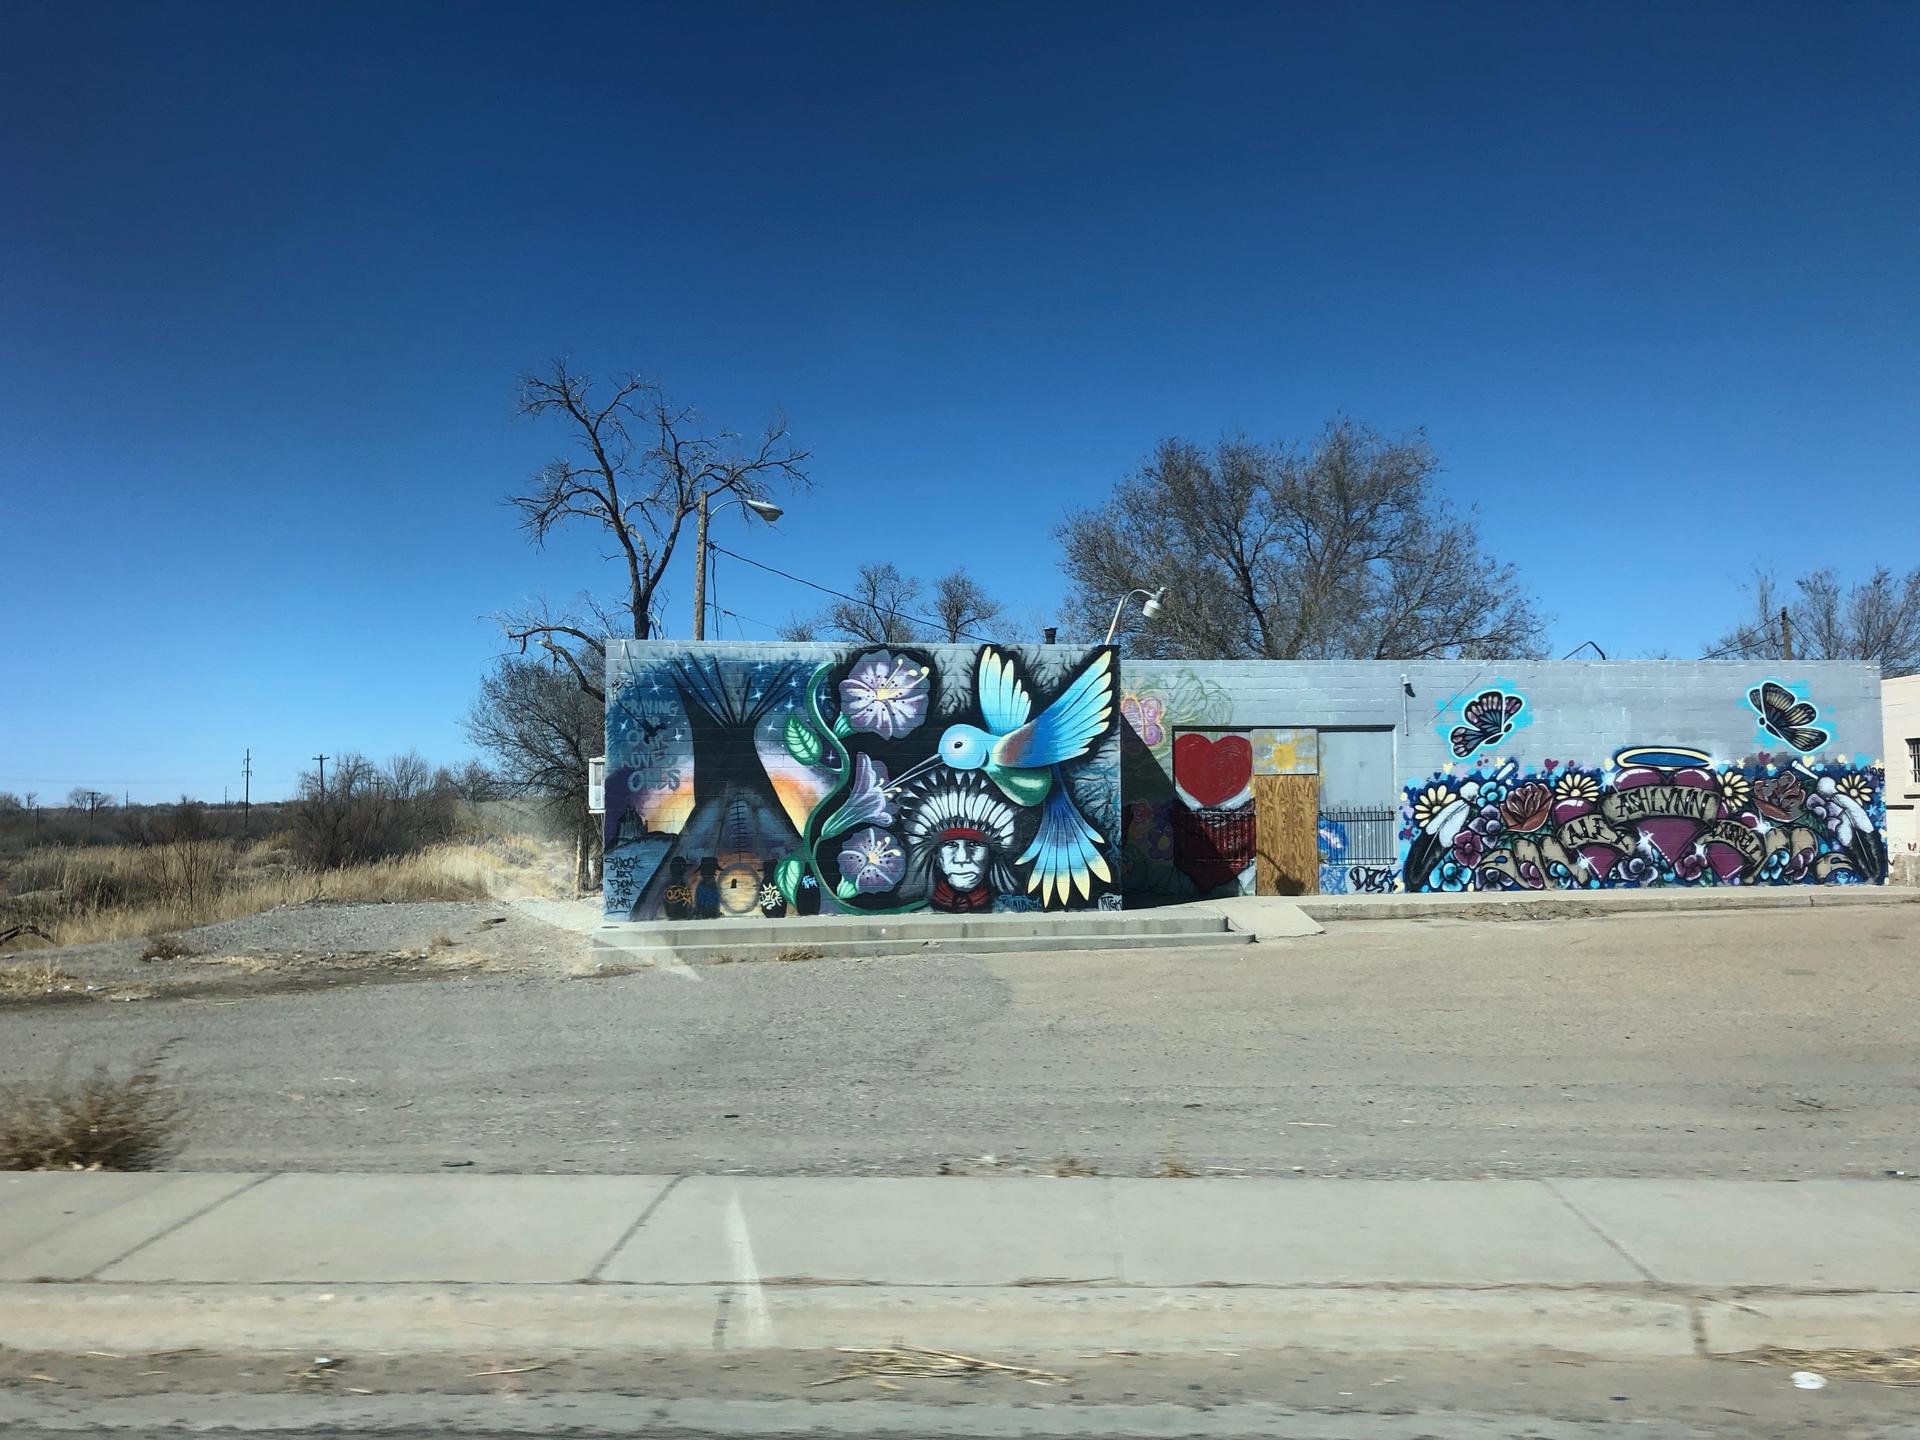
<box><xmin>428</xmin><ymin>932</ymin><xmax>454</xmax><ymax>952</ymax></box>
<box><xmin>1154</xmin><ymin>1156</ymin><xmax>1201</xmax><ymax>1178</ymax></box>
<box><xmin>0</xmin><ymin>1049</ymin><xmax>189</xmax><ymax>1171</ymax></box>
<box><xmin>140</xmin><ymin>933</ymin><xmax>193</xmax><ymax>962</ymax></box>
<box><xmin>774</xmin><ymin>945</ymin><xmax>825</xmax><ymax>962</ymax></box>
<box><xmin>1734</xmin><ymin>1346</ymin><xmax>1920</xmax><ymax>1387</ymax></box>
<box><xmin>0</xmin><ymin>957</ymin><xmax>82</xmax><ymax>998</ymax></box>
<box><xmin>1051</xmin><ymin>1156</ymin><xmax>1100</xmax><ymax>1178</ymax></box>
<box><xmin>0</xmin><ymin>837</ymin><xmax>561</xmax><ymax>949</ymax></box>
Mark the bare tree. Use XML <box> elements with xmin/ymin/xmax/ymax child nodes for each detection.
<box><xmin>1057</xmin><ymin>419</ymin><xmax>1547</xmax><ymax>659</ymax></box>
<box><xmin>466</xmin><ymin>656</ymin><xmax>604</xmax><ymax>889</ymax></box>
<box><xmin>931</xmin><ymin>568</ymin><xmax>1003</xmax><ymax>641</ymax></box>
<box><xmin>66</xmin><ymin>787</ymin><xmax>113</xmax><ymax>816</ymax></box>
<box><xmin>1708</xmin><ymin>566</ymin><xmax>1920</xmax><ymax>675</ymax></box>
<box><xmin>500</xmin><ymin>361</ymin><xmax>811</xmax><ymax>698</ymax></box>
<box><xmin>783</xmin><ymin>564</ymin><xmax>1007</xmax><ymax>645</ymax></box>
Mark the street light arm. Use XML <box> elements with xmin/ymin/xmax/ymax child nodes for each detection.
<box><xmin>1104</xmin><ymin>589</ymin><xmax>1154</xmax><ymax>647</ymax></box>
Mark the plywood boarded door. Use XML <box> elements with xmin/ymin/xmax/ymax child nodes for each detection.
<box><xmin>1254</xmin><ymin>773</ymin><xmax>1320</xmax><ymax>896</ymax></box>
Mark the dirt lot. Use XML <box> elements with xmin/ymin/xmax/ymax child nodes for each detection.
<box><xmin>0</xmin><ymin>901</ymin><xmax>591</xmax><ymax>1006</ymax></box>
<box><xmin>1</xmin><ymin>900</ymin><xmax>1916</xmax><ymax>1180</ymax></box>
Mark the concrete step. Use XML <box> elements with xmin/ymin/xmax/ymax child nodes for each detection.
<box><xmin>589</xmin><ymin>905</ymin><xmax>1250</xmax><ymax>964</ymax></box>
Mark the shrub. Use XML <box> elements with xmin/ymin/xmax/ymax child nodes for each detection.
<box><xmin>0</xmin><ymin>1050</ymin><xmax>189</xmax><ymax>1171</ymax></box>
<box><xmin>141</xmin><ymin>933</ymin><xmax>194</xmax><ymax>962</ymax></box>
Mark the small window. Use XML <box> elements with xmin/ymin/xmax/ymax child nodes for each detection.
<box><xmin>1909</xmin><ymin>738</ymin><xmax>1920</xmax><ymax>785</ymax></box>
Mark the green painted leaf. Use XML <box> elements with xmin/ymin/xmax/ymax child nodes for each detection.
<box><xmin>832</xmin><ymin>714</ymin><xmax>854</xmax><ymax>739</ymax></box>
<box><xmin>784</xmin><ymin>713</ymin><xmax>824</xmax><ymax>766</ymax></box>
<box><xmin>834</xmin><ymin>877</ymin><xmax>859</xmax><ymax>901</ymax></box>
<box><xmin>775</xmin><ymin>855</ymin><xmax>803</xmax><ymax>907</ymax></box>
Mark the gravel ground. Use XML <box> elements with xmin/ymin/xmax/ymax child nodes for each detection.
<box><xmin>2</xmin><ymin>903</ymin><xmax>1916</xmax><ymax>1179</ymax></box>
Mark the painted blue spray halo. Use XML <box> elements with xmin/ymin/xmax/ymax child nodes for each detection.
<box><xmin>1611</xmin><ymin>745</ymin><xmax>1713</xmax><ymax>771</ymax></box>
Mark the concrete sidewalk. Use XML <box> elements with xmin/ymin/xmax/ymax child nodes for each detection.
<box><xmin>4</xmin><ymin>1173</ymin><xmax>1918</xmax><ymax>1360</ymax></box>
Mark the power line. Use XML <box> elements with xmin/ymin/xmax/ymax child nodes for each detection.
<box><xmin>707</xmin><ymin>544</ymin><xmax>996</xmax><ymax>643</ymax></box>
<box><xmin>1698</xmin><ymin>619</ymin><xmax>1785</xmax><ymax>662</ymax></box>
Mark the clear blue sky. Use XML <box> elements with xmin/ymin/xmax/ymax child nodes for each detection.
<box><xmin>4</xmin><ymin>2</ymin><xmax>1916</xmax><ymax>803</ymax></box>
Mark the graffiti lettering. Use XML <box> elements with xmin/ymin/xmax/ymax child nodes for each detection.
<box><xmin>1601</xmin><ymin>785</ymin><xmax>1721</xmax><ymax>825</ymax></box>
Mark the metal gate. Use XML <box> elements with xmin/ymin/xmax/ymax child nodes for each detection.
<box><xmin>1317</xmin><ymin>805</ymin><xmax>1399</xmax><ymax>893</ymax></box>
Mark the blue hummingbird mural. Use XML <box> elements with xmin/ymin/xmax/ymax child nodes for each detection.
<box><xmin>933</xmin><ymin>646</ymin><xmax>1118</xmax><ymax>904</ymax></box>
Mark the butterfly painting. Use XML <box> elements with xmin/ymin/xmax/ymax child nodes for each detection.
<box><xmin>1449</xmin><ymin>689</ymin><xmax>1525</xmax><ymax>759</ymax></box>
<box><xmin>1748</xmin><ymin>682</ymin><xmax>1829</xmax><ymax>753</ymax></box>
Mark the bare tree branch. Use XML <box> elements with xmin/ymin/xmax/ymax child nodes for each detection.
<box><xmin>1057</xmin><ymin>419</ymin><xmax>1548</xmax><ymax>660</ymax></box>
<box><xmin>1707</xmin><ymin>565</ymin><xmax>1920</xmax><ymax>674</ymax></box>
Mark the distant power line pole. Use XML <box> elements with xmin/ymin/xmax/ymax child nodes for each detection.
<box><xmin>242</xmin><ymin>749</ymin><xmax>252</xmax><ymax>832</ymax></box>
<box><xmin>1780</xmin><ymin>606</ymin><xmax>1793</xmax><ymax>661</ymax></box>
<box><xmin>314</xmin><ymin>754</ymin><xmax>329</xmax><ymax>796</ymax></box>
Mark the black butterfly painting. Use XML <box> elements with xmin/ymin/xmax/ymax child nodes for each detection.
<box><xmin>1449</xmin><ymin>689</ymin><xmax>1525</xmax><ymax>758</ymax></box>
<box><xmin>1748</xmin><ymin>682</ymin><xmax>1829</xmax><ymax>752</ymax></box>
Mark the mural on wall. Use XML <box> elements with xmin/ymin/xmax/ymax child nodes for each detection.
<box><xmin>1746</xmin><ymin>681</ymin><xmax>1830</xmax><ymax>752</ymax></box>
<box><xmin>1116</xmin><ymin>668</ymin><xmax>1235</xmax><ymax>897</ymax></box>
<box><xmin>1448</xmin><ymin>688</ymin><xmax>1527</xmax><ymax>758</ymax></box>
<box><xmin>604</xmin><ymin>645</ymin><xmax>1121</xmax><ymax>918</ymax></box>
<box><xmin>1400</xmin><ymin>747</ymin><xmax>1887</xmax><ymax>893</ymax></box>
<box><xmin>1434</xmin><ymin>684</ymin><xmax>1532</xmax><ymax>760</ymax></box>
<box><xmin>1170</xmin><ymin>732</ymin><xmax>1256</xmax><ymax>895</ymax></box>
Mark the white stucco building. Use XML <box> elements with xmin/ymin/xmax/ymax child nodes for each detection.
<box><xmin>1884</xmin><ymin>674</ymin><xmax>1920</xmax><ymax>861</ymax></box>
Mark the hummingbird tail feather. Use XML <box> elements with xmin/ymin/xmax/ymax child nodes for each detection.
<box><xmin>1017</xmin><ymin>774</ymin><xmax>1110</xmax><ymax>905</ymax></box>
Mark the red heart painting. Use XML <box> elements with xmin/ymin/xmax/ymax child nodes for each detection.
<box><xmin>1173</xmin><ymin>733</ymin><xmax>1254</xmax><ymax>808</ymax></box>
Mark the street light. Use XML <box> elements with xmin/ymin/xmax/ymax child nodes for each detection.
<box><xmin>692</xmin><ymin>492</ymin><xmax>784</xmax><ymax>640</ymax></box>
<box><xmin>1104</xmin><ymin>586</ymin><xmax>1167</xmax><ymax>646</ymax></box>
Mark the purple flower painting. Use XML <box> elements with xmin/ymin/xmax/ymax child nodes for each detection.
<box><xmin>837</xmin><ymin>827</ymin><xmax>906</xmax><ymax>894</ymax></box>
<box><xmin>839</xmin><ymin>651</ymin><xmax>931</xmax><ymax>739</ymax></box>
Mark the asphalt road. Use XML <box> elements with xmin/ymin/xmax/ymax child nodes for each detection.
<box><xmin>3</xmin><ymin>905</ymin><xmax>1917</xmax><ymax>1179</ymax></box>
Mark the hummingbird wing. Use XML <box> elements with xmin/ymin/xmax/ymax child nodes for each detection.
<box><xmin>976</xmin><ymin>647</ymin><xmax>1032</xmax><ymax>736</ymax></box>
<box><xmin>991</xmin><ymin>649</ymin><xmax>1115</xmax><ymax>770</ymax></box>
<box><xmin>1018</xmin><ymin>772</ymin><xmax>1112</xmax><ymax>905</ymax></box>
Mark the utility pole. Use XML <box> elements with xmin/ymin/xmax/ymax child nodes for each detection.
<box><xmin>314</xmin><ymin>754</ymin><xmax>329</xmax><ymax>796</ymax></box>
<box><xmin>1780</xmin><ymin>606</ymin><xmax>1793</xmax><ymax>661</ymax></box>
<box><xmin>692</xmin><ymin>490</ymin><xmax>710</xmax><ymax>641</ymax></box>
<box><xmin>242</xmin><ymin>749</ymin><xmax>252</xmax><ymax>832</ymax></box>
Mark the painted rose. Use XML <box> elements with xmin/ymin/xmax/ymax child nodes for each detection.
<box><xmin>839</xmin><ymin>651</ymin><xmax>930</xmax><ymax>739</ymax></box>
<box><xmin>1674</xmin><ymin>850</ymin><xmax>1709</xmax><ymax>883</ymax></box>
<box><xmin>1451</xmin><ymin>828</ymin><xmax>1486</xmax><ymax>867</ymax></box>
<box><xmin>837</xmin><ymin>826</ymin><xmax>906</xmax><ymax>894</ymax></box>
<box><xmin>1120</xmin><ymin>693</ymin><xmax>1165</xmax><ymax>747</ymax></box>
<box><xmin>821</xmin><ymin>752</ymin><xmax>894</xmax><ymax>838</ymax></box>
<box><xmin>1753</xmin><ymin>775</ymin><xmax>1806</xmax><ymax>822</ymax></box>
<box><xmin>1499</xmin><ymin>782</ymin><xmax>1552</xmax><ymax>832</ymax></box>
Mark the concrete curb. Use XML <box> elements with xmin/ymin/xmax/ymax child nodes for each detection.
<box><xmin>3</xmin><ymin>1283</ymin><xmax>1917</xmax><ymax>1361</ymax></box>
<box><xmin>1297</xmin><ymin>886</ymin><xmax>1920</xmax><ymax>923</ymax></box>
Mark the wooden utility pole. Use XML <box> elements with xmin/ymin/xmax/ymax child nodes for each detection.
<box><xmin>1780</xmin><ymin>606</ymin><xmax>1793</xmax><ymax>661</ymax></box>
<box><xmin>314</xmin><ymin>754</ymin><xmax>329</xmax><ymax>795</ymax></box>
<box><xmin>242</xmin><ymin>749</ymin><xmax>251</xmax><ymax>832</ymax></box>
